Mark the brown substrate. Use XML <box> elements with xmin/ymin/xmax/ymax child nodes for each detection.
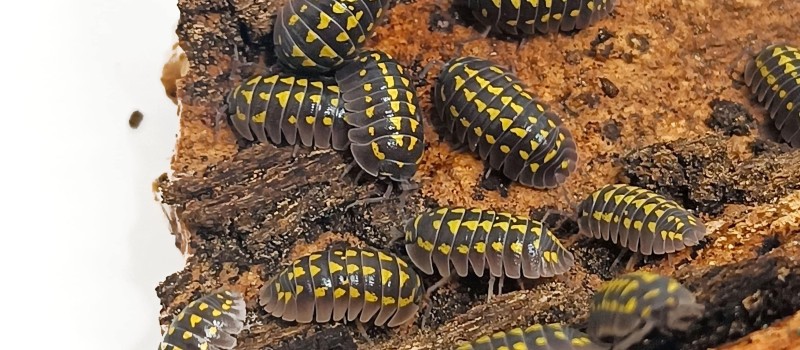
<box><xmin>156</xmin><ymin>0</ymin><xmax>800</xmax><ymax>349</ymax></box>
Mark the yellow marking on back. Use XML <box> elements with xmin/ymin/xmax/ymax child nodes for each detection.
<box><xmin>189</xmin><ymin>314</ymin><xmax>202</xmax><ymax>327</ymax></box>
<box><xmin>240</xmin><ymin>90</ymin><xmax>254</xmax><ymax>104</ymax></box>
<box><xmin>329</xmin><ymin>261</ymin><xmax>344</xmax><ymax>273</ymax></box>
<box><xmin>464</xmin><ymin>89</ymin><xmax>477</xmax><ymax>101</ymax></box>
<box><xmin>364</xmin><ymin>291</ymin><xmax>378</xmax><ymax>302</ymax></box>
<box><xmin>620</xmin><ymin>280</ymin><xmax>639</xmax><ymax>296</ymax></box>
<box><xmin>371</xmin><ymin>142</ymin><xmax>385</xmax><ymax>160</ymax></box>
<box><xmin>417</xmin><ymin>237</ymin><xmax>434</xmax><ymax>251</ymax></box>
<box><xmin>252</xmin><ymin>111</ymin><xmax>266</xmax><ymax>123</ymax></box>
<box><xmin>399</xmin><ymin>270</ymin><xmax>410</xmax><ymax>287</ymax></box>
<box><xmin>318</xmin><ymin>13</ymin><xmax>332</xmax><ymax>29</ymax></box>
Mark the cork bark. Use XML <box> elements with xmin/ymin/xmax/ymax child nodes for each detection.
<box><xmin>156</xmin><ymin>0</ymin><xmax>800</xmax><ymax>349</ymax></box>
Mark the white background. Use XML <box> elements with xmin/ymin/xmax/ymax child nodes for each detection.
<box><xmin>1</xmin><ymin>0</ymin><xmax>185</xmax><ymax>348</ymax></box>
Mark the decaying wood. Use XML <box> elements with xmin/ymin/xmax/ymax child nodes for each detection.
<box><xmin>157</xmin><ymin>0</ymin><xmax>800</xmax><ymax>348</ymax></box>
<box><xmin>621</xmin><ymin>133</ymin><xmax>800</xmax><ymax>215</ymax></box>
<box><xmin>156</xmin><ymin>132</ymin><xmax>800</xmax><ymax>349</ymax></box>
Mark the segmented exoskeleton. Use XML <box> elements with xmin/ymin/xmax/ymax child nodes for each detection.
<box><xmin>575</xmin><ymin>184</ymin><xmax>706</xmax><ymax>266</ymax></box>
<box><xmin>401</xmin><ymin>207</ymin><xmax>575</xmax><ymax>299</ymax></box>
<box><xmin>259</xmin><ymin>246</ymin><xmax>425</xmax><ymax>328</ymax></box>
<box><xmin>456</xmin><ymin>323</ymin><xmax>609</xmax><ymax>350</ymax></box>
<box><xmin>158</xmin><ymin>290</ymin><xmax>247</xmax><ymax>350</ymax></box>
<box><xmin>744</xmin><ymin>43</ymin><xmax>800</xmax><ymax>147</ymax></box>
<box><xmin>464</xmin><ymin>0</ymin><xmax>616</xmax><ymax>37</ymax></box>
<box><xmin>273</xmin><ymin>0</ymin><xmax>391</xmax><ymax>74</ymax></box>
<box><xmin>587</xmin><ymin>272</ymin><xmax>704</xmax><ymax>350</ymax></box>
<box><xmin>227</xmin><ymin>73</ymin><xmax>349</xmax><ymax>148</ymax></box>
<box><xmin>334</xmin><ymin>50</ymin><xmax>426</xmax><ymax>186</ymax></box>
<box><xmin>432</xmin><ymin>56</ymin><xmax>578</xmax><ymax>189</ymax></box>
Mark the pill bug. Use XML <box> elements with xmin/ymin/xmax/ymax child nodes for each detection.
<box><xmin>463</xmin><ymin>0</ymin><xmax>616</xmax><ymax>37</ymax></box>
<box><xmin>744</xmin><ymin>43</ymin><xmax>800</xmax><ymax>147</ymax></box>
<box><xmin>227</xmin><ymin>73</ymin><xmax>349</xmax><ymax>149</ymax></box>
<box><xmin>159</xmin><ymin>289</ymin><xmax>247</xmax><ymax>350</ymax></box>
<box><xmin>334</xmin><ymin>50</ymin><xmax>425</xmax><ymax>185</ymax></box>
<box><xmin>259</xmin><ymin>246</ymin><xmax>425</xmax><ymax>327</ymax></box>
<box><xmin>273</xmin><ymin>0</ymin><xmax>391</xmax><ymax>74</ymax></box>
<box><xmin>576</xmin><ymin>184</ymin><xmax>706</xmax><ymax>257</ymax></box>
<box><xmin>587</xmin><ymin>272</ymin><xmax>704</xmax><ymax>350</ymax></box>
<box><xmin>432</xmin><ymin>56</ymin><xmax>578</xmax><ymax>189</ymax></box>
<box><xmin>456</xmin><ymin>323</ymin><xmax>609</xmax><ymax>350</ymax></box>
<box><xmin>401</xmin><ymin>207</ymin><xmax>575</xmax><ymax>299</ymax></box>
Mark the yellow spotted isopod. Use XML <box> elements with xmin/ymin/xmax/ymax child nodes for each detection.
<box><xmin>433</xmin><ymin>56</ymin><xmax>578</xmax><ymax>189</ymax></box>
<box><xmin>158</xmin><ymin>289</ymin><xmax>246</xmax><ymax>350</ymax></box>
<box><xmin>259</xmin><ymin>246</ymin><xmax>425</xmax><ymax>327</ymax></box>
<box><xmin>464</xmin><ymin>0</ymin><xmax>616</xmax><ymax>37</ymax></box>
<box><xmin>456</xmin><ymin>323</ymin><xmax>609</xmax><ymax>350</ymax></box>
<box><xmin>401</xmin><ymin>207</ymin><xmax>575</xmax><ymax>300</ymax></box>
<box><xmin>743</xmin><ymin>43</ymin><xmax>800</xmax><ymax>147</ymax></box>
<box><xmin>587</xmin><ymin>272</ymin><xmax>704</xmax><ymax>350</ymax></box>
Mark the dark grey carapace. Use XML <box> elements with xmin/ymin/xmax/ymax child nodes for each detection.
<box><xmin>273</xmin><ymin>0</ymin><xmax>391</xmax><ymax>74</ymax></box>
<box><xmin>227</xmin><ymin>50</ymin><xmax>425</xmax><ymax>195</ymax></box>
<box><xmin>744</xmin><ymin>43</ymin><xmax>800</xmax><ymax>147</ymax></box>
<box><xmin>576</xmin><ymin>184</ymin><xmax>706</xmax><ymax>255</ymax></box>
<box><xmin>402</xmin><ymin>207</ymin><xmax>575</xmax><ymax>298</ymax></box>
<box><xmin>259</xmin><ymin>246</ymin><xmax>425</xmax><ymax>327</ymax></box>
<box><xmin>587</xmin><ymin>272</ymin><xmax>704</xmax><ymax>350</ymax></box>
<box><xmin>158</xmin><ymin>289</ymin><xmax>247</xmax><ymax>350</ymax></box>
<box><xmin>432</xmin><ymin>56</ymin><xmax>578</xmax><ymax>189</ymax></box>
<box><xmin>456</xmin><ymin>323</ymin><xmax>609</xmax><ymax>350</ymax></box>
<box><xmin>334</xmin><ymin>50</ymin><xmax>425</xmax><ymax>184</ymax></box>
<box><xmin>227</xmin><ymin>73</ymin><xmax>349</xmax><ymax>150</ymax></box>
<box><xmin>464</xmin><ymin>0</ymin><xmax>616</xmax><ymax>37</ymax></box>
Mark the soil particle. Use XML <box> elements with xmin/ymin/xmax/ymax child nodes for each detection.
<box><xmin>706</xmin><ymin>99</ymin><xmax>755</xmax><ymax>136</ymax></box>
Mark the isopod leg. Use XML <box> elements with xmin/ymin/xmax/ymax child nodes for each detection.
<box><xmin>425</xmin><ymin>274</ymin><xmax>454</xmax><ymax>300</ymax></box>
<box><xmin>516</xmin><ymin>37</ymin><xmax>528</xmax><ymax>54</ymax></box>
<box><xmin>340</xmin><ymin>161</ymin><xmax>358</xmax><ymax>180</ymax></box>
<box><xmin>624</xmin><ymin>252</ymin><xmax>641</xmax><ymax>271</ymax></box>
<box><xmin>609</xmin><ymin>249</ymin><xmax>628</xmax><ymax>273</ymax></box>
<box><xmin>344</xmin><ymin>182</ymin><xmax>394</xmax><ymax>210</ymax></box>
<box><xmin>398</xmin><ymin>180</ymin><xmax>419</xmax><ymax>211</ymax></box>
<box><xmin>498</xmin><ymin>276</ymin><xmax>505</xmax><ymax>296</ymax></box>
<box><xmin>487</xmin><ymin>275</ymin><xmax>495</xmax><ymax>302</ymax></box>
<box><xmin>292</xmin><ymin>144</ymin><xmax>300</xmax><ymax>159</ymax></box>
<box><xmin>611</xmin><ymin>320</ymin><xmax>656</xmax><ymax>350</ymax></box>
<box><xmin>388</xmin><ymin>226</ymin><xmax>405</xmax><ymax>245</ymax></box>
<box><xmin>356</xmin><ymin>321</ymin><xmax>373</xmax><ymax>345</ymax></box>
<box><xmin>420</xmin><ymin>275</ymin><xmax>453</xmax><ymax>328</ymax></box>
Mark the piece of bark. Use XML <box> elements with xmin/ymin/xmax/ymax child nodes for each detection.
<box><xmin>620</xmin><ymin>134</ymin><xmax>800</xmax><ymax>215</ymax></box>
<box><xmin>157</xmin><ymin>0</ymin><xmax>800</xmax><ymax>348</ymax></box>
<box><xmin>156</xmin><ymin>133</ymin><xmax>800</xmax><ymax>349</ymax></box>
<box><xmin>715</xmin><ymin>310</ymin><xmax>800</xmax><ymax>350</ymax></box>
<box><xmin>161</xmin><ymin>42</ymin><xmax>188</xmax><ymax>106</ymax></box>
